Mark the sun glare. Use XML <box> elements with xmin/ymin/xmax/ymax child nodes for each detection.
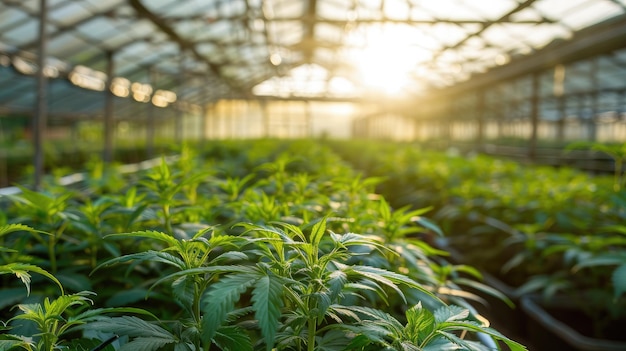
<box><xmin>348</xmin><ymin>25</ymin><xmax>430</xmax><ymax>96</ymax></box>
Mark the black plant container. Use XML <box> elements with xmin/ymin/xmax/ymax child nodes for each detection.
<box><xmin>520</xmin><ymin>295</ymin><xmax>626</xmax><ymax>351</ymax></box>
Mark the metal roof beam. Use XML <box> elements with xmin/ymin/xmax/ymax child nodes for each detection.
<box><xmin>18</xmin><ymin>3</ymin><xmax>122</xmax><ymax>51</ymax></box>
<box><xmin>156</xmin><ymin>15</ymin><xmax>553</xmax><ymax>25</ymax></box>
<box><xmin>128</xmin><ymin>0</ymin><xmax>241</xmax><ymax>93</ymax></box>
<box><xmin>430</xmin><ymin>13</ymin><xmax>626</xmax><ymax>97</ymax></box>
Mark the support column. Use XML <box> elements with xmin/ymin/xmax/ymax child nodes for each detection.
<box><xmin>304</xmin><ymin>100</ymin><xmax>312</xmax><ymax>137</ymax></box>
<box><xmin>588</xmin><ymin>58</ymin><xmax>598</xmax><ymax>141</ymax></box>
<box><xmin>556</xmin><ymin>95</ymin><xmax>566</xmax><ymax>142</ymax></box>
<box><xmin>146</xmin><ymin>68</ymin><xmax>155</xmax><ymax>158</ymax></box>
<box><xmin>528</xmin><ymin>72</ymin><xmax>541</xmax><ymax>160</ymax></box>
<box><xmin>103</xmin><ymin>51</ymin><xmax>115</xmax><ymax>163</ymax></box>
<box><xmin>33</xmin><ymin>0</ymin><xmax>48</xmax><ymax>190</ymax></box>
<box><xmin>553</xmin><ymin>64</ymin><xmax>566</xmax><ymax>142</ymax></box>
<box><xmin>476</xmin><ymin>90</ymin><xmax>485</xmax><ymax>151</ymax></box>
<box><xmin>176</xmin><ymin>48</ymin><xmax>185</xmax><ymax>143</ymax></box>
<box><xmin>261</xmin><ymin>100</ymin><xmax>270</xmax><ymax>138</ymax></box>
<box><xmin>201</xmin><ymin>80</ymin><xmax>208</xmax><ymax>145</ymax></box>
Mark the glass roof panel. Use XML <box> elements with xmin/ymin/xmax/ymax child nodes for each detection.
<box><xmin>81</xmin><ymin>0</ymin><xmax>125</xmax><ymax>12</ymax></box>
<box><xmin>0</xmin><ymin>7</ymin><xmax>30</xmax><ymax>32</ymax></box>
<box><xmin>559</xmin><ymin>1</ymin><xmax>624</xmax><ymax>30</ymax></box>
<box><xmin>46</xmin><ymin>32</ymin><xmax>90</xmax><ymax>57</ymax></box>
<box><xmin>3</xmin><ymin>21</ymin><xmax>42</xmax><ymax>47</ymax></box>
<box><xmin>49</xmin><ymin>2</ymin><xmax>93</xmax><ymax>26</ymax></box>
<box><xmin>0</xmin><ymin>0</ymin><xmax>625</xmax><ymax>106</ymax></box>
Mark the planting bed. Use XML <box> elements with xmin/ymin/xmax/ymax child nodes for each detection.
<box><xmin>327</xmin><ymin>139</ymin><xmax>626</xmax><ymax>350</ymax></box>
<box><xmin>0</xmin><ymin>139</ymin><xmax>526</xmax><ymax>351</ymax></box>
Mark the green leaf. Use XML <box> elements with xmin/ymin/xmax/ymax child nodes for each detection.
<box><xmin>0</xmin><ymin>337</ymin><xmax>34</xmax><ymax>351</ymax></box>
<box><xmin>327</xmin><ymin>270</ymin><xmax>348</xmax><ymax>306</ymax></box>
<box><xmin>201</xmin><ymin>272</ymin><xmax>258</xmax><ymax>344</ymax></box>
<box><xmin>412</xmin><ymin>216</ymin><xmax>444</xmax><ymax>237</ymax></box>
<box><xmin>85</xmin><ymin>316</ymin><xmax>172</xmax><ymax>339</ymax></box>
<box><xmin>118</xmin><ymin>337</ymin><xmax>174</xmax><ymax>351</ymax></box>
<box><xmin>0</xmin><ymin>224</ymin><xmax>48</xmax><ymax>237</ymax></box>
<box><xmin>172</xmin><ymin>276</ymin><xmax>196</xmax><ymax>315</ymax></box>
<box><xmin>213</xmin><ymin>326</ymin><xmax>252</xmax><ymax>351</ymax></box>
<box><xmin>0</xmin><ymin>263</ymin><xmax>63</xmax><ymax>295</ymax></box>
<box><xmin>433</xmin><ymin>305</ymin><xmax>469</xmax><ymax>324</ymax></box>
<box><xmin>573</xmin><ymin>253</ymin><xmax>626</xmax><ymax>271</ymax></box>
<box><xmin>406</xmin><ymin>302</ymin><xmax>435</xmax><ymax>345</ymax></box>
<box><xmin>70</xmin><ymin>307</ymin><xmax>158</xmax><ymax>325</ymax></box>
<box><xmin>452</xmin><ymin>277</ymin><xmax>514</xmax><ymax>308</ymax></box>
<box><xmin>92</xmin><ymin>251</ymin><xmax>186</xmax><ymax>274</ymax></box>
<box><xmin>309</xmin><ymin>216</ymin><xmax>328</xmax><ymax>248</ymax></box>
<box><xmin>438</xmin><ymin>321</ymin><xmax>527</xmax><ymax>351</ymax></box>
<box><xmin>65</xmin><ymin>337</ymin><xmax>117</xmax><ymax>351</ymax></box>
<box><xmin>435</xmin><ymin>331</ymin><xmax>485</xmax><ymax>351</ymax></box>
<box><xmin>612</xmin><ymin>264</ymin><xmax>626</xmax><ymax>299</ymax></box>
<box><xmin>421</xmin><ymin>336</ymin><xmax>461</xmax><ymax>351</ymax></box>
<box><xmin>341</xmin><ymin>264</ymin><xmax>442</xmax><ymax>305</ymax></box>
<box><xmin>251</xmin><ymin>274</ymin><xmax>283</xmax><ymax>351</ymax></box>
<box><xmin>104</xmin><ymin>231</ymin><xmax>180</xmax><ymax>248</ymax></box>
<box><xmin>149</xmin><ymin>265</ymin><xmax>254</xmax><ymax>293</ymax></box>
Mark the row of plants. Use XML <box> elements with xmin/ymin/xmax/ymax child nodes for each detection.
<box><xmin>327</xmin><ymin>139</ymin><xmax>626</xmax><ymax>348</ymax></box>
<box><xmin>0</xmin><ymin>139</ymin><xmax>525</xmax><ymax>350</ymax></box>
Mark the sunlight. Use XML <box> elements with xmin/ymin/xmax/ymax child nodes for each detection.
<box><xmin>348</xmin><ymin>24</ymin><xmax>432</xmax><ymax>96</ymax></box>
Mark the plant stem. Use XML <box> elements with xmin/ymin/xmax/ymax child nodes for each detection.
<box><xmin>163</xmin><ymin>204</ymin><xmax>172</xmax><ymax>233</ymax></box>
<box><xmin>307</xmin><ymin>317</ymin><xmax>316</xmax><ymax>351</ymax></box>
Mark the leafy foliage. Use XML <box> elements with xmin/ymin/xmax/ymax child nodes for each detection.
<box><xmin>1</xmin><ymin>139</ymin><xmax>532</xmax><ymax>350</ymax></box>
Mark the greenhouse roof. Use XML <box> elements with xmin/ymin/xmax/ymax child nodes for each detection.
<box><xmin>1</xmin><ymin>0</ymin><xmax>626</xmax><ymax>112</ymax></box>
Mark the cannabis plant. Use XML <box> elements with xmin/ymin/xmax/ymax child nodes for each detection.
<box><xmin>90</xmin><ymin>226</ymin><xmax>255</xmax><ymax>350</ymax></box>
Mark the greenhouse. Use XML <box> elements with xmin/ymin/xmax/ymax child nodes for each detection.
<box><xmin>1</xmin><ymin>1</ymin><xmax>626</xmax><ymax>350</ymax></box>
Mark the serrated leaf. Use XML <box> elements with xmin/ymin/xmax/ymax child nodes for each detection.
<box><xmin>172</xmin><ymin>276</ymin><xmax>195</xmax><ymax>314</ymax></box>
<box><xmin>104</xmin><ymin>231</ymin><xmax>179</xmax><ymax>247</ymax></box>
<box><xmin>435</xmin><ymin>331</ymin><xmax>485</xmax><ymax>351</ymax></box>
<box><xmin>201</xmin><ymin>272</ymin><xmax>258</xmax><ymax>344</ymax></box>
<box><xmin>310</xmin><ymin>216</ymin><xmax>328</xmax><ymax>248</ymax></box>
<box><xmin>213</xmin><ymin>326</ymin><xmax>252</xmax><ymax>351</ymax></box>
<box><xmin>0</xmin><ymin>224</ymin><xmax>47</xmax><ymax>237</ymax></box>
<box><xmin>0</xmin><ymin>263</ymin><xmax>63</xmax><ymax>295</ymax></box>
<box><xmin>327</xmin><ymin>270</ymin><xmax>347</xmax><ymax>305</ymax></box>
<box><xmin>438</xmin><ymin>322</ymin><xmax>527</xmax><ymax>351</ymax></box>
<box><xmin>71</xmin><ymin>307</ymin><xmax>157</xmax><ymax>324</ymax></box>
<box><xmin>92</xmin><ymin>251</ymin><xmax>186</xmax><ymax>274</ymax></box>
<box><xmin>65</xmin><ymin>337</ymin><xmax>116</xmax><ymax>351</ymax></box>
<box><xmin>0</xmin><ymin>337</ymin><xmax>34</xmax><ymax>351</ymax></box>
<box><xmin>252</xmin><ymin>274</ymin><xmax>283</xmax><ymax>351</ymax></box>
<box><xmin>86</xmin><ymin>316</ymin><xmax>172</xmax><ymax>339</ymax></box>
<box><xmin>421</xmin><ymin>336</ymin><xmax>461</xmax><ymax>351</ymax></box>
<box><xmin>342</xmin><ymin>264</ymin><xmax>442</xmax><ymax>305</ymax></box>
<box><xmin>313</xmin><ymin>329</ymin><xmax>351</xmax><ymax>351</ymax></box>
<box><xmin>149</xmin><ymin>265</ymin><xmax>254</xmax><ymax>293</ymax></box>
<box><xmin>118</xmin><ymin>337</ymin><xmax>174</xmax><ymax>351</ymax></box>
<box><xmin>433</xmin><ymin>305</ymin><xmax>469</xmax><ymax>324</ymax></box>
<box><xmin>406</xmin><ymin>302</ymin><xmax>435</xmax><ymax>344</ymax></box>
